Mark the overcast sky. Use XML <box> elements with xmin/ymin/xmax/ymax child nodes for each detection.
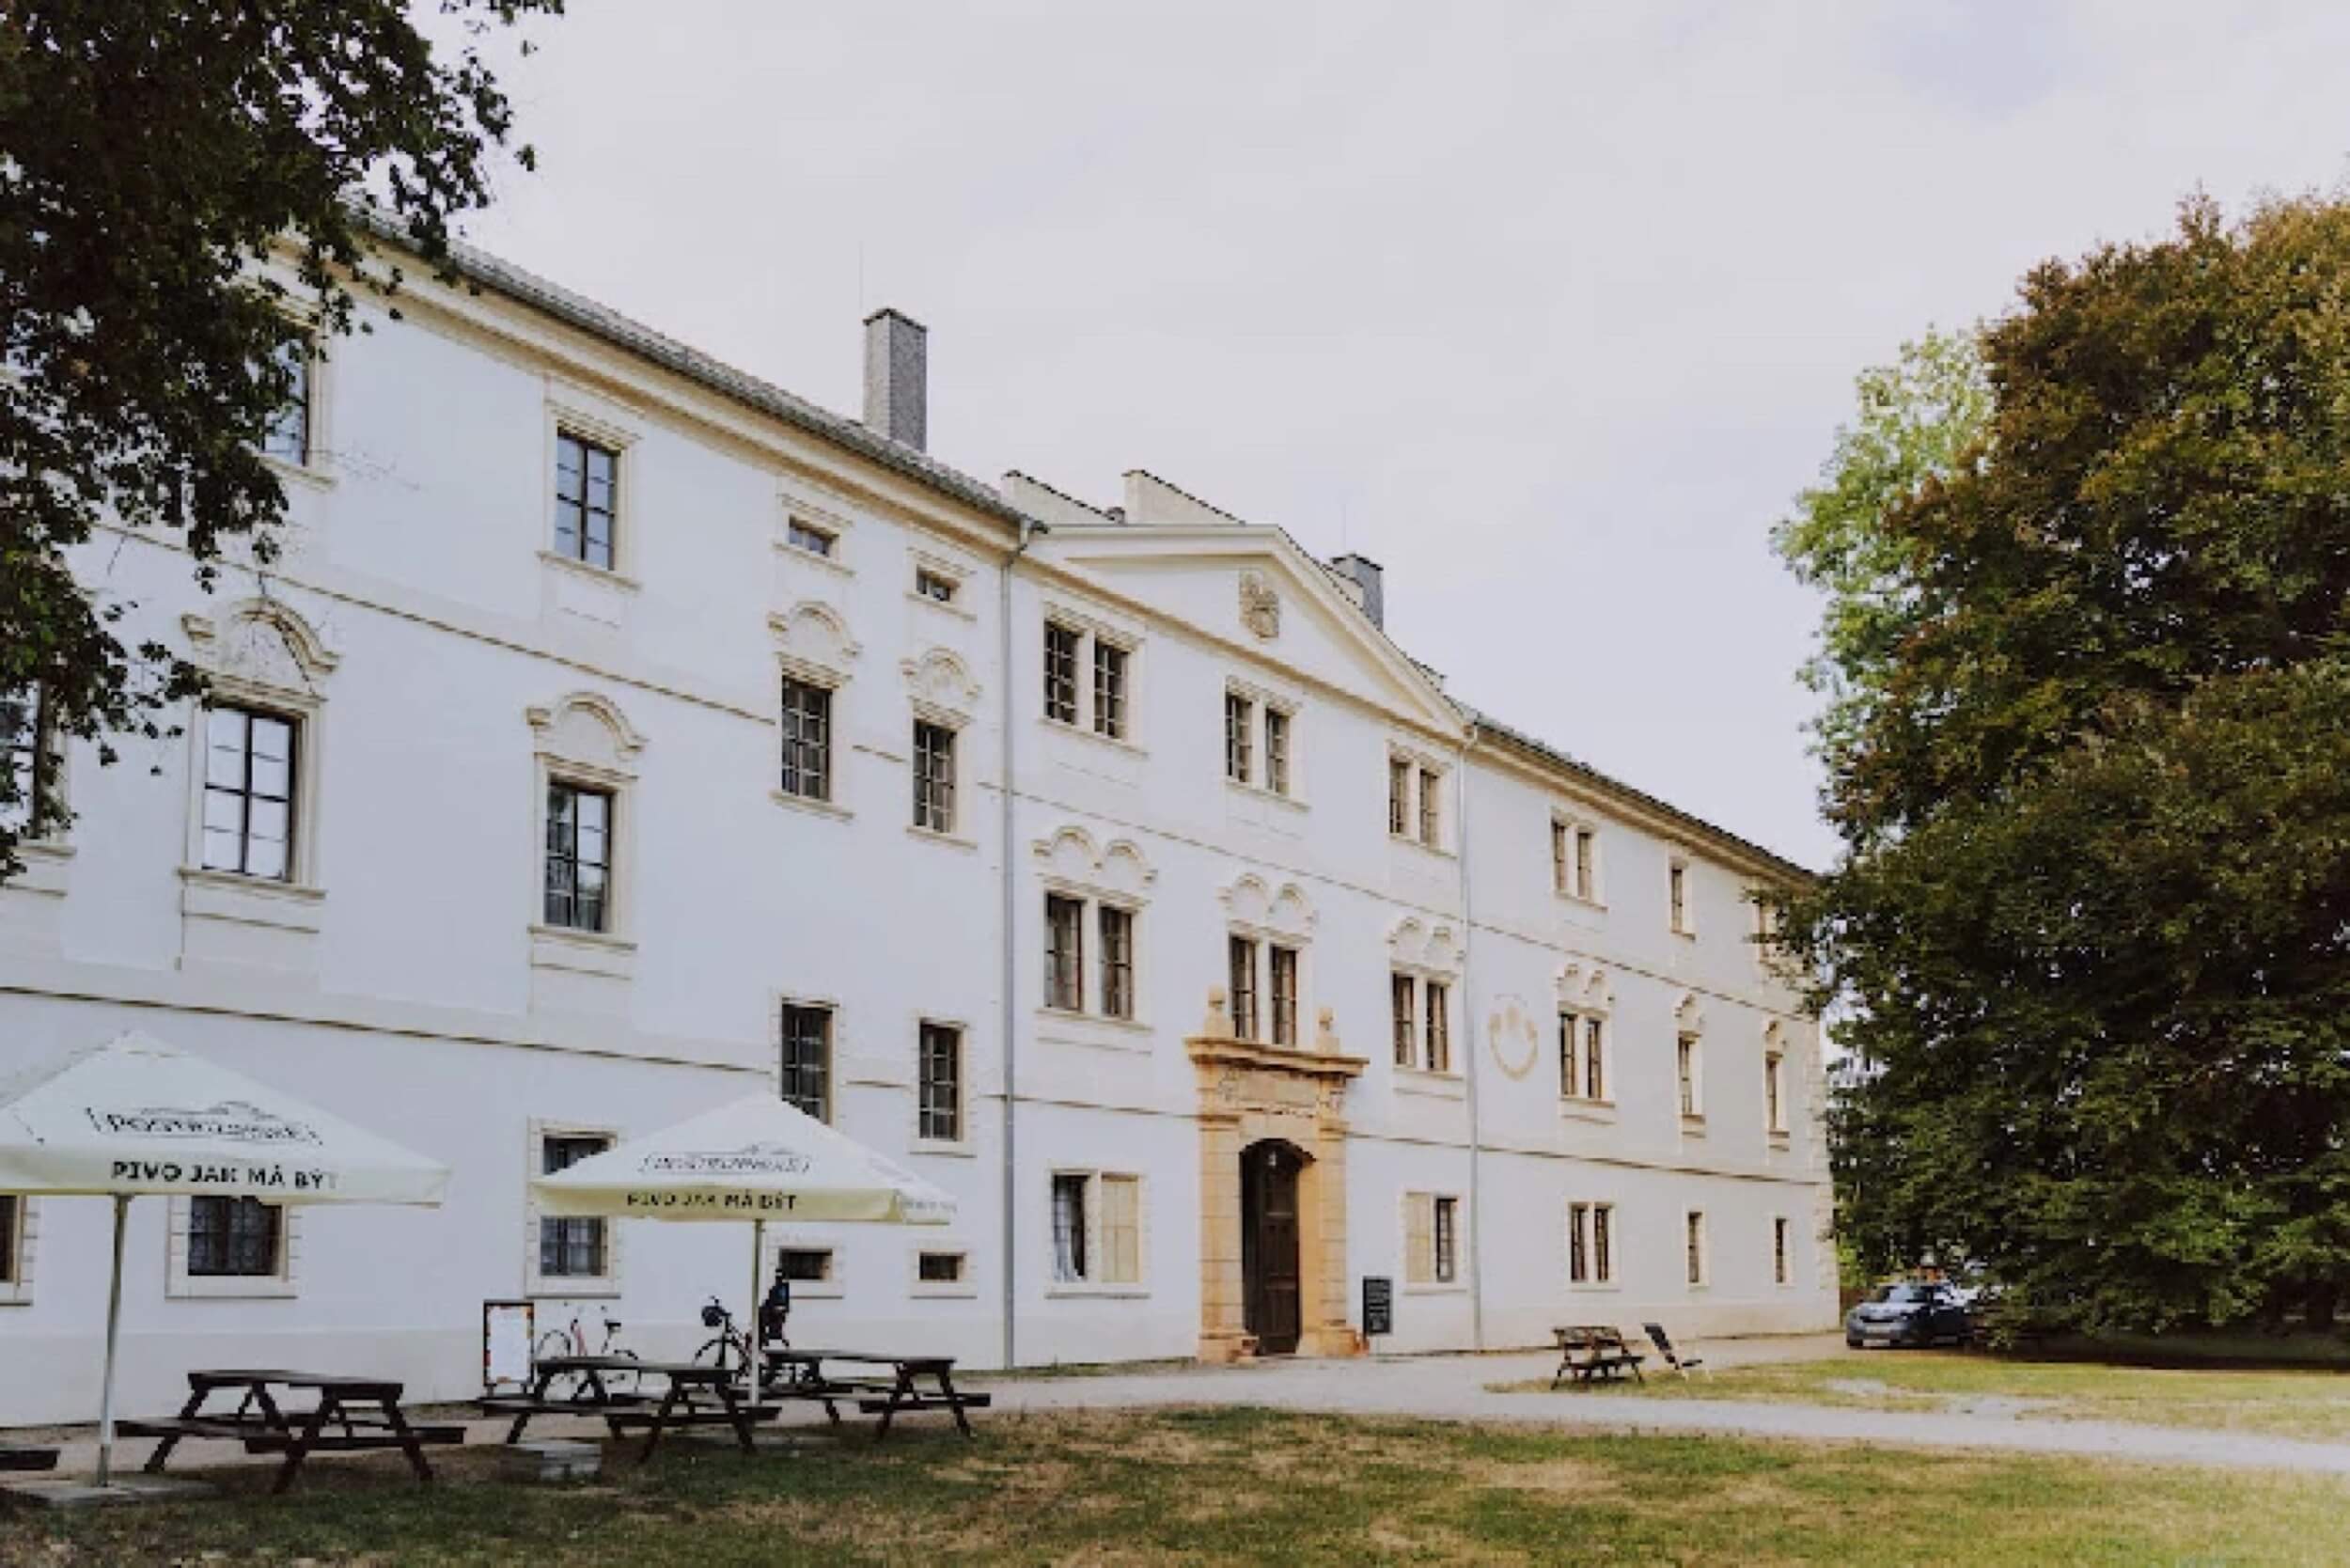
<box><xmin>444</xmin><ymin>2</ymin><xmax>2350</xmax><ymax>869</ymax></box>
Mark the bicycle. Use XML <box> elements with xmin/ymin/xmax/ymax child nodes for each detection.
<box><xmin>534</xmin><ymin>1304</ymin><xmax>639</xmax><ymax>1402</ymax></box>
<box><xmin>692</xmin><ymin>1294</ymin><xmax>796</xmax><ymax>1392</ymax></box>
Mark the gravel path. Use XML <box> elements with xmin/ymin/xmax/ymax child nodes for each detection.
<box><xmin>978</xmin><ymin>1340</ymin><xmax>2350</xmax><ymax>1477</ymax></box>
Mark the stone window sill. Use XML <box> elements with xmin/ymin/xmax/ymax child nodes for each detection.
<box><xmin>906</xmin><ymin>588</ymin><xmax>976</xmax><ymax>621</ymax></box>
<box><xmin>1568</xmin><ymin>1281</ymin><xmax>1622</xmax><ymax>1294</ymax></box>
<box><xmin>910</xmin><ymin>1280</ymin><xmax>979</xmax><ymax>1299</ymax></box>
<box><xmin>777</xmin><ymin>540</ymin><xmax>855</xmax><ymax>578</ymax></box>
<box><xmin>1387</xmin><ymin>832</ymin><xmax>1455</xmax><ymax>861</ymax></box>
<box><xmin>1045</xmin><ymin>1283</ymin><xmax>1150</xmax><ymax>1300</ymax></box>
<box><xmin>262</xmin><ymin>452</ymin><xmax>337</xmax><ymax>493</ymax></box>
<box><xmin>180</xmin><ymin>867</ymin><xmax>325</xmax><ymax>932</ymax></box>
<box><xmin>529</xmin><ymin>924</ymin><xmax>637</xmax><ymax>980</ymax></box>
<box><xmin>1680</xmin><ymin>1114</ymin><xmax>1709</xmax><ymax>1138</ymax></box>
<box><xmin>1037</xmin><ymin>1007</ymin><xmax>1151</xmax><ymax>1037</ymax></box>
<box><xmin>537</xmin><ymin>549</ymin><xmax>643</xmax><ymax>594</ymax></box>
<box><xmin>906</xmin><ymin>824</ymin><xmax>978</xmax><ymax>852</ymax></box>
<box><xmin>1226</xmin><ymin>778</ymin><xmax>1308</xmax><ymax>812</ymax></box>
<box><xmin>526</xmin><ymin>1278</ymin><xmax>622</xmax><ymax>1302</ymax></box>
<box><xmin>1559</xmin><ymin>1099</ymin><xmax>1619</xmax><ymax>1125</ymax></box>
<box><xmin>771</xmin><ymin>789</ymin><xmax>853</xmax><ymax>822</ymax></box>
<box><xmin>1403</xmin><ymin>1281</ymin><xmax>1467</xmax><ymax>1296</ymax></box>
<box><xmin>1394</xmin><ymin>1068</ymin><xmax>1465</xmax><ymax>1099</ymax></box>
<box><xmin>911</xmin><ymin>1138</ymin><xmax>979</xmax><ymax>1160</ymax></box>
<box><xmin>1039</xmin><ymin>717</ymin><xmax>1148</xmax><ymax>759</ymax></box>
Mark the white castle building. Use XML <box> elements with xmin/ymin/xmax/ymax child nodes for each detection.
<box><xmin>0</xmin><ymin>237</ymin><xmax>1833</xmax><ymax>1422</ymax></box>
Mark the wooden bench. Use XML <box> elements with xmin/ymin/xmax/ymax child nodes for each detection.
<box><xmin>134</xmin><ymin>1370</ymin><xmax>460</xmax><ymax>1492</ymax></box>
<box><xmin>1551</xmin><ymin>1325</ymin><xmax>1646</xmax><ymax>1388</ymax></box>
<box><xmin>764</xmin><ymin>1350</ymin><xmax>987</xmax><ymax>1439</ymax></box>
<box><xmin>0</xmin><ymin>1447</ymin><xmax>58</xmax><ymax>1472</ymax></box>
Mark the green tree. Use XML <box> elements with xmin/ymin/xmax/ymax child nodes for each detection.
<box><xmin>0</xmin><ymin>0</ymin><xmax>560</xmax><ymax>876</ymax></box>
<box><xmin>1779</xmin><ymin>195</ymin><xmax>2350</xmax><ymax>1335</ymax></box>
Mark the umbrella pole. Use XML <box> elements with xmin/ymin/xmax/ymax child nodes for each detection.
<box><xmin>95</xmin><ymin>1194</ymin><xmax>129</xmax><ymax>1489</ymax></box>
<box><xmin>748</xmin><ymin>1218</ymin><xmax>765</xmax><ymax>1410</ymax></box>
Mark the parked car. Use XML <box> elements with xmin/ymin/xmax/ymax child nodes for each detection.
<box><xmin>1844</xmin><ymin>1281</ymin><xmax>1972</xmax><ymax>1348</ymax></box>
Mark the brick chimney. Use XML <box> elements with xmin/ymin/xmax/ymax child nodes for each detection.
<box><xmin>863</xmin><ymin>308</ymin><xmax>928</xmax><ymax>451</ymax></box>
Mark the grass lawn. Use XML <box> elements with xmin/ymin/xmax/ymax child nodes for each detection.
<box><xmin>6</xmin><ymin>1407</ymin><xmax>2348</xmax><ymax>1566</ymax></box>
<box><xmin>1492</xmin><ymin>1350</ymin><xmax>2350</xmax><ymax>1442</ymax></box>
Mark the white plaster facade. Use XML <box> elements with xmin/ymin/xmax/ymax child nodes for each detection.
<box><xmin>0</xmin><ymin>243</ymin><xmax>1833</xmax><ymax>1423</ymax></box>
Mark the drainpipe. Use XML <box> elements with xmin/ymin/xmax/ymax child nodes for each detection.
<box><xmin>1457</xmin><ymin>724</ymin><xmax>1486</xmax><ymax>1352</ymax></box>
<box><xmin>998</xmin><ymin>517</ymin><xmax>1046</xmax><ymax>1371</ymax></box>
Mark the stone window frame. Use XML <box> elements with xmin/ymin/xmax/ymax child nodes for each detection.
<box><xmin>2</xmin><ymin>682</ymin><xmax>75</xmax><ymax>902</ymax></box>
<box><xmin>1566</xmin><ymin>1199</ymin><xmax>1619</xmax><ymax>1290</ymax></box>
<box><xmin>902</xmin><ymin>648</ymin><xmax>981</xmax><ymax>849</ymax></box>
<box><xmin>525</xmin><ymin>692</ymin><xmax>646</xmax><ymax>980</ymax></box>
<box><xmin>1674</xmin><ymin>993</ymin><xmax>1708</xmax><ymax>1133</ymax></box>
<box><xmin>1557</xmin><ymin>964</ymin><xmax>1618</xmax><ymax>1122</ymax></box>
<box><xmin>1045</xmin><ymin>1168</ymin><xmax>1150</xmax><ymax>1297</ymax></box>
<box><xmin>1219</xmin><ymin>873</ymin><xmax>1316</xmax><ymax>1049</ymax></box>
<box><xmin>774</xmin><ymin>991</ymin><xmax>840</xmax><ymax>1125</ymax></box>
<box><xmin>909</xmin><ymin>1243</ymin><xmax>979</xmax><ymax>1299</ymax></box>
<box><xmin>0</xmin><ymin>1195</ymin><xmax>39</xmax><ymax>1305</ymax></box>
<box><xmin>1550</xmin><ymin>810</ymin><xmax>1605</xmax><ymax>906</ymax></box>
<box><xmin>914</xmin><ymin>1016</ymin><xmax>972</xmax><ymax>1153</ymax></box>
<box><xmin>1763</xmin><ymin>1020</ymin><xmax>1792</xmax><ymax>1143</ymax></box>
<box><xmin>1388</xmin><ymin>915</ymin><xmax>1466</xmax><ymax>1084</ymax></box>
<box><xmin>1038</xmin><ymin>599</ymin><xmax>1147</xmax><ymax>751</ymax></box>
<box><xmin>541</xmin><ymin>395</ymin><xmax>644</xmax><ymax>588</ymax></box>
<box><xmin>1386</xmin><ymin>742</ymin><xmax>1450</xmax><ymax>855</ymax></box>
<box><xmin>179</xmin><ymin>601</ymin><xmax>337</xmax><ymax>897</ymax></box>
<box><xmin>1773</xmin><ymin>1214</ymin><xmax>1794</xmax><ymax>1288</ymax></box>
<box><xmin>257</xmin><ymin>327</ymin><xmax>338</xmax><ymax>492</ymax></box>
<box><xmin>1402</xmin><ymin>1190</ymin><xmax>1466</xmax><ymax>1294</ymax></box>
<box><xmin>763</xmin><ymin>1231</ymin><xmax>847</xmax><ymax>1301</ymax></box>
<box><xmin>164</xmin><ymin>1194</ymin><xmax>302</xmax><ymax>1300</ymax></box>
<box><xmin>776</xmin><ymin>482</ymin><xmax>857</xmax><ymax>579</ymax></box>
<box><xmin>523</xmin><ymin>1118</ymin><xmax>622</xmax><ymax>1300</ymax></box>
<box><xmin>768</xmin><ymin>602</ymin><xmax>861</xmax><ymax>823</ymax></box>
<box><xmin>1684</xmin><ymin>1208</ymin><xmax>1710</xmax><ymax>1290</ymax></box>
<box><xmin>1668</xmin><ymin>855</ymin><xmax>1697</xmax><ymax>938</ymax></box>
<box><xmin>1032</xmin><ymin>826</ymin><xmax>1157</xmax><ymax>1040</ymax></box>
<box><xmin>906</xmin><ymin>544</ymin><xmax>975</xmax><ymax>619</ymax></box>
<box><xmin>1224</xmin><ymin>677</ymin><xmax>1305</xmax><ymax>807</ymax></box>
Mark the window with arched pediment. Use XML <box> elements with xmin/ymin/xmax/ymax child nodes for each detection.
<box><xmin>526</xmin><ymin>692</ymin><xmax>646</xmax><ymax>958</ymax></box>
<box><xmin>1387</xmin><ymin>915</ymin><xmax>1465</xmax><ymax>1075</ymax></box>
<box><xmin>1033</xmin><ymin>826</ymin><xmax>1156</xmax><ymax>1025</ymax></box>
<box><xmin>1557</xmin><ymin>963</ymin><xmax>1616</xmax><ymax>1105</ymax></box>
<box><xmin>180</xmin><ymin>598</ymin><xmax>341</xmax><ymax>890</ymax></box>
<box><xmin>1219</xmin><ymin>873</ymin><xmax>1316</xmax><ymax>1048</ymax></box>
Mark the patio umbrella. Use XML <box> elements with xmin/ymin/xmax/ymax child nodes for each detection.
<box><xmin>534</xmin><ymin>1094</ymin><xmax>953</xmax><ymax>1400</ymax></box>
<box><xmin>0</xmin><ymin>1030</ymin><xmax>449</xmax><ymax>1485</ymax></box>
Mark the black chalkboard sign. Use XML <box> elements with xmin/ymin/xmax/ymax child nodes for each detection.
<box><xmin>1362</xmin><ymin>1276</ymin><xmax>1394</xmax><ymax>1339</ymax></box>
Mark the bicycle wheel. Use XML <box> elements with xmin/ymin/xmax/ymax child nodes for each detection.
<box><xmin>693</xmin><ymin>1335</ymin><xmax>734</xmax><ymax>1374</ymax></box>
<box><xmin>607</xmin><ymin>1346</ymin><xmax>642</xmax><ymax>1399</ymax></box>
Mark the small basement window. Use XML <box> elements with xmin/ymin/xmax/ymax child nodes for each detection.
<box><xmin>917</xmin><ymin>1251</ymin><xmax>965</xmax><ymax>1284</ymax></box>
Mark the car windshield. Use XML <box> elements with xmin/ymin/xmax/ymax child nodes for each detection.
<box><xmin>1870</xmin><ymin>1284</ymin><xmax>1937</xmax><ymax>1304</ymax></box>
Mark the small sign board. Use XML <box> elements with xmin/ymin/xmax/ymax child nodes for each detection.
<box><xmin>483</xmin><ymin>1299</ymin><xmax>536</xmax><ymax>1393</ymax></box>
<box><xmin>1361</xmin><ymin>1276</ymin><xmax>1394</xmax><ymax>1340</ymax></box>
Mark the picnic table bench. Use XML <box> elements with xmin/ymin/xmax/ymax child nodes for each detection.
<box><xmin>758</xmin><ymin>1350</ymin><xmax>991</xmax><ymax>1440</ymax></box>
<box><xmin>118</xmin><ymin>1370</ymin><xmax>462</xmax><ymax>1493</ymax></box>
<box><xmin>1550</xmin><ymin>1325</ymin><xmax>1647</xmax><ymax>1388</ymax></box>
<box><xmin>481</xmin><ymin>1356</ymin><xmax>779</xmax><ymax>1461</ymax></box>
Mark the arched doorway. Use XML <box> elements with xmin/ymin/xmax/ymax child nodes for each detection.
<box><xmin>1241</xmin><ymin>1139</ymin><xmax>1308</xmax><ymax>1355</ymax></box>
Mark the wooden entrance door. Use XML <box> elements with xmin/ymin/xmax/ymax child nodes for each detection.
<box><xmin>1241</xmin><ymin>1140</ymin><xmax>1305</xmax><ymax>1355</ymax></box>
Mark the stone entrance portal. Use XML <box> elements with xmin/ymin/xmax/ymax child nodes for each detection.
<box><xmin>1189</xmin><ymin>993</ymin><xmax>1366</xmax><ymax>1362</ymax></box>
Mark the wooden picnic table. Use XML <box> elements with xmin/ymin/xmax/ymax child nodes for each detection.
<box><xmin>478</xmin><ymin>1356</ymin><xmax>777</xmax><ymax>1461</ymax></box>
<box><xmin>1550</xmin><ymin>1325</ymin><xmax>1647</xmax><ymax>1388</ymax></box>
<box><xmin>118</xmin><ymin>1369</ymin><xmax>462</xmax><ymax>1493</ymax></box>
<box><xmin>758</xmin><ymin>1349</ymin><xmax>991</xmax><ymax>1440</ymax></box>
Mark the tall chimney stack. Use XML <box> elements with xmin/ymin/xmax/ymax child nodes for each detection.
<box><xmin>1331</xmin><ymin>554</ymin><xmax>1386</xmax><ymax>629</ymax></box>
<box><xmin>863</xmin><ymin>307</ymin><xmax>928</xmax><ymax>451</ymax></box>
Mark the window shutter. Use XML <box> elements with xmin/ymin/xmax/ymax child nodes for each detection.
<box><xmin>1102</xmin><ymin>1175</ymin><xmax>1141</xmax><ymax>1283</ymax></box>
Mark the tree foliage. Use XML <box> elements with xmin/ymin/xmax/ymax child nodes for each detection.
<box><xmin>0</xmin><ymin>0</ymin><xmax>559</xmax><ymax>874</ymax></box>
<box><xmin>1780</xmin><ymin>195</ymin><xmax>2350</xmax><ymax>1333</ymax></box>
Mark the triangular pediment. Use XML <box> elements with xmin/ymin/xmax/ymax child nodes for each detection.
<box><xmin>1032</xmin><ymin>525</ymin><xmax>1463</xmax><ymax>736</ymax></box>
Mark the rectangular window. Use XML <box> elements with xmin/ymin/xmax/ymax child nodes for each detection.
<box><xmin>1669</xmin><ymin>861</ymin><xmax>1691</xmax><ymax>933</ymax></box>
<box><xmin>187</xmin><ymin>1196</ymin><xmax>282</xmax><ymax>1278</ymax></box>
<box><xmin>1045</xmin><ymin>893</ymin><xmax>1085</xmax><ymax>1011</ymax></box>
<box><xmin>1092</xmin><ymin>642</ymin><xmax>1129</xmax><ymax>740</ymax></box>
<box><xmin>1224</xmin><ymin>692</ymin><xmax>1253</xmax><ymax>784</ymax></box>
<box><xmin>1552</xmin><ymin>821</ymin><xmax>1570</xmax><ymax>894</ymax></box>
<box><xmin>1592</xmin><ymin>1203</ymin><xmax>1613</xmax><ymax>1283</ymax></box>
<box><xmin>914</xmin><ymin>567</ymin><xmax>956</xmax><ymax>604</ymax></box>
<box><xmin>1263</xmin><ymin>708</ymin><xmax>1290</xmax><ymax>795</ymax></box>
<box><xmin>1405</xmin><ymin>1194</ymin><xmax>1434</xmax><ymax>1283</ymax></box>
<box><xmin>554</xmin><ymin>431</ymin><xmax>618</xmax><ymax>572</ymax></box>
<box><xmin>913</xmin><ymin>720</ymin><xmax>956</xmax><ymax>834</ymax></box>
<box><xmin>0</xmin><ymin>1195</ymin><xmax>18</xmax><ymax>1284</ymax></box>
<box><xmin>201</xmin><ymin>705</ymin><xmax>296</xmax><ymax>881</ymax></box>
<box><xmin>1584</xmin><ymin>1017</ymin><xmax>1606</xmax><ymax>1102</ymax></box>
<box><xmin>787</xmin><ymin>518</ymin><xmax>837</xmax><ymax>558</ymax></box>
<box><xmin>1391</xmin><ymin>973</ymin><xmax>1417</xmax><ymax>1068</ymax></box>
<box><xmin>1101</xmin><ymin>1173</ymin><xmax>1141</xmax><ymax>1284</ymax></box>
<box><xmin>918</xmin><ymin>1023</ymin><xmax>962</xmax><ymax>1142</ymax></box>
<box><xmin>542</xmin><ymin>780</ymin><xmax>612</xmax><ymax>933</ymax></box>
<box><xmin>539</xmin><ymin>1133</ymin><xmax>611</xmax><ymax>1278</ymax></box>
<box><xmin>1051</xmin><ymin>1172</ymin><xmax>1089</xmax><ymax>1283</ymax></box>
<box><xmin>261</xmin><ymin>338</ymin><xmax>311</xmax><ymax>464</ymax></box>
<box><xmin>1433</xmin><ymin>1196</ymin><xmax>1458</xmax><ymax>1283</ymax></box>
<box><xmin>1424</xmin><ymin>980</ymin><xmax>1450</xmax><ymax>1074</ymax></box>
<box><xmin>779</xmin><ymin>677</ymin><xmax>833</xmax><ymax>802</ymax></box>
<box><xmin>776</xmin><ymin>1247</ymin><xmax>832</xmax><ymax>1282</ymax></box>
<box><xmin>1229</xmin><ymin>934</ymin><xmax>1260</xmax><ymax>1042</ymax></box>
<box><xmin>1686</xmin><ymin>1211</ymin><xmax>1707</xmax><ymax>1286</ymax></box>
<box><xmin>1560</xmin><ymin>1014</ymin><xmax>1582</xmax><ymax>1098</ymax></box>
<box><xmin>1574</xmin><ymin>827</ymin><xmax>1596</xmax><ymax>900</ymax></box>
<box><xmin>1099</xmin><ymin>904</ymin><xmax>1135</xmax><ymax>1020</ymax></box>
<box><xmin>1418</xmin><ymin>768</ymin><xmax>1441</xmax><ymax>847</ymax></box>
<box><xmin>2</xmin><ymin>685</ymin><xmax>44</xmax><ymax>834</ymax></box>
<box><xmin>1043</xmin><ymin>622</ymin><xmax>1081</xmax><ymax>725</ymax></box>
<box><xmin>779</xmin><ymin>1003</ymin><xmax>833</xmax><ymax>1121</ymax></box>
<box><xmin>1388</xmin><ymin>757</ymin><xmax>1411</xmax><ymax>836</ymax></box>
<box><xmin>1269</xmin><ymin>944</ymin><xmax>1299</xmax><ymax>1047</ymax></box>
<box><xmin>1677</xmin><ymin>1035</ymin><xmax>1700</xmax><ymax>1118</ymax></box>
<box><xmin>1774</xmin><ymin>1216</ymin><xmax>1792</xmax><ymax>1286</ymax></box>
<box><xmin>918</xmin><ymin>1250</ymin><xmax>965</xmax><ymax>1284</ymax></box>
<box><xmin>1568</xmin><ymin>1202</ymin><xmax>1590</xmax><ymax>1283</ymax></box>
<box><xmin>1765</xmin><ymin>1052</ymin><xmax>1786</xmax><ymax>1134</ymax></box>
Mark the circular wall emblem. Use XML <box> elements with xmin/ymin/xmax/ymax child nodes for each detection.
<box><xmin>1488</xmin><ymin>995</ymin><xmax>1541</xmax><ymax>1080</ymax></box>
